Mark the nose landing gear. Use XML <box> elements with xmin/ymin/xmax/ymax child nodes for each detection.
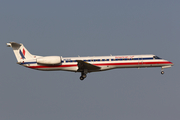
<box><xmin>161</xmin><ymin>68</ymin><xmax>164</xmax><ymax>75</ymax></box>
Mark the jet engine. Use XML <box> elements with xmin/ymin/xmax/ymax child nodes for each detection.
<box><xmin>37</xmin><ymin>56</ymin><xmax>61</xmax><ymax>65</ymax></box>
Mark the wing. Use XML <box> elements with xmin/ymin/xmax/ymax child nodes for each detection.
<box><xmin>76</xmin><ymin>60</ymin><xmax>100</xmax><ymax>72</ymax></box>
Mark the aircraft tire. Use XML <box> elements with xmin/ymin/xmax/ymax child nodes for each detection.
<box><xmin>82</xmin><ymin>74</ymin><xmax>87</xmax><ymax>78</ymax></box>
<box><xmin>161</xmin><ymin>71</ymin><xmax>164</xmax><ymax>75</ymax></box>
<box><xmin>80</xmin><ymin>76</ymin><xmax>84</xmax><ymax>80</ymax></box>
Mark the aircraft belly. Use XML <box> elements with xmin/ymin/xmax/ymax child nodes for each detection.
<box><xmin>40</xmin><ymin>67</ymin><xmax>77</xmax><ymax>71</ymax></box>
<box><xmin>28</xmin><ymin>65</ymin><xmax>78</xmax><ymax>72</ymax></box>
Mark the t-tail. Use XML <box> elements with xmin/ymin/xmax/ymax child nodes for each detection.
<box><xmin>7</xmin><ymin>42</ymin><xmax>34</xmax><ymax>63</ymax></box>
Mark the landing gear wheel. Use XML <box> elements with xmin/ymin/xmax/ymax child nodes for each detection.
<box><xmin>161</xmin><ymin>71</ymin><xmax>164</xmax><ymax>75</ymax></box>
<box><xmin>80</xmin><ymin>76</ymin><xmax>84</xmax><ymax>80</ymax></box>
<box><xmin>82</xmin><ymin>74</ymin><xmax>87</xmax><ymax>78</ymax></box>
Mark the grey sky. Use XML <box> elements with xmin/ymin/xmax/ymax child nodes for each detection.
<box><xmin>1</xmin><ymin>0</ymin><xmax>180</xmax><ymax>120</ymax></box>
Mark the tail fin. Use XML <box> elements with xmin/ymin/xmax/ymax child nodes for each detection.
<box><xmin>7</xmin><ymin>42</ymin><xmax>34</xmax><ymax>62</ymax></box>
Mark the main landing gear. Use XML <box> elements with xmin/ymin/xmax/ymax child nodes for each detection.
<box><xmin>80</xmin><ymin>74</ymin><xmax>86</xmax><ymax>80</ymax></box>
<box><xmin>80</xmin><ymin>69</ymin><xmax>88</xmax><ymax>80</ymax></box>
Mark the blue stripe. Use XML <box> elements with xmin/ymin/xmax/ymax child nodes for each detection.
<box><xmin>21</xmin><ymin>62</ymin><xmax>37</xmax><ymax>65</ymax></box>
<box><xmin>143</xmin><ymin>58</ymin><xmax>153</xmax><ymax>60</ymax></box>
<box><xmin>19</xmin><ymin>50</ymin><xmax>25</xmax><ymax>59</ymax></box>
<box><xmin>111</xmin><ymin>57</ymin><xmax>153</xmax><ymax>61</ymax></box>
<box><xmin>20</xmin><ymin>57</ymin><xmax>155</xmax><ymax>64</ymax></box>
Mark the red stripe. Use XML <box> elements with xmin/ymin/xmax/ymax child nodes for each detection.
<box><xmin>94</xmin><ymin>61</ymin><xmax>173</xmax><ymax>66</ymax></box>
<box><xmin>28</xmin><ymin>64</ymin><xmax>77</xmax><ymax>69</ymax></box>
<box><xmin>28</xmin><ymin>61</ymin><xmax>173</xmax><ymax>69</ymax></box>
<box><xmin>23</xmin><ymin>48</ymin><xmax>25</xmax><ymax>56</ymax></box>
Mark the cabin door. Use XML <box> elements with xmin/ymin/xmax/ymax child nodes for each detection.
<box><xmin>138</xmin><ymin>57</ymin><xmax>143</xmax><ymax>66</ymax></box>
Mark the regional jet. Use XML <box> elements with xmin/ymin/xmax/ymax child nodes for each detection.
<box><xmin>7</xmin><ymin>42</ymin><xmax>173</xmax><ymax>80</ymax></box>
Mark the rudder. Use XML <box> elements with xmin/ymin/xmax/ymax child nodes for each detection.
<box><xmin>7</xmin><ymin>42</ymin><xmax>34</xmax><ymax>62</ymax></box>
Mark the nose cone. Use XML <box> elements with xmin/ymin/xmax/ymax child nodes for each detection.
<box><xmin>168</xmin><ymin>61</ymin><xmax>174</xmax><ymax>66</ymax></box>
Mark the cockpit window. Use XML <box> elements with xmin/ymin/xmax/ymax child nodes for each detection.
<box><xmin>153</xmin><ymin>56</ymin><xmax>161</xmax><ymax>59</ymax></box>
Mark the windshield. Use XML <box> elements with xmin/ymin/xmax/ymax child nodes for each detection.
<box><xmin>153</xmin><ymin>56</ymin><xmax>161</xmax><ymax>59</ymax></box>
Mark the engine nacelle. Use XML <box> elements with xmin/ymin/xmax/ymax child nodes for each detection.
<box><xmin>37</xmin><ymin>56</ymin><xmax>61</xmax><ymax>65</ymax></box>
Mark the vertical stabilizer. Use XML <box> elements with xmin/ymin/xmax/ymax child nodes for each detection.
<box><xmin>7</xmin><ymin>42</ymin><xmax>34</xmax><ymax>62</ymax></box>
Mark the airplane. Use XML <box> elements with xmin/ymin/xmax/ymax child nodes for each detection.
<box><xmin>7</xmin><ymin>42</ymin><xmax>173</xmax><ymax>80</ymax></box>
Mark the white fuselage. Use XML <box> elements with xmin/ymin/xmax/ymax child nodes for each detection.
<box><xmin>7</xmin><ymin>42</ymin><xmax>173</xmax><ymax>80</ymax></box>
<box><xmin>20</xmin><ymin>54</ymin><xmax>173</xmax><ymax>73</ymax></box>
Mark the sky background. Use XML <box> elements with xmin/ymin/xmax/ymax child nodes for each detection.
<box><xmin>0</xmin><ymin>0</ymin><xmax>180</xmax><ymax>120</ymax></box>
